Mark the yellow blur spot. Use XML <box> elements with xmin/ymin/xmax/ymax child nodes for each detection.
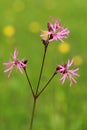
<box><xmin>13</xmin><ymin>0</ymin><xmax>25</xmax><ymax>12</ymax></box>
<box><xmin>28</xmin><ymin>22</ymin><xmax>41</xmax><ymax>33</ymax></box>
<box><xmin>58</xmin><ymin>42</ymin><xmax>70</xmax><ymax>54</ymax></box>
<box><xmin>3</xmin><ymin>25</ymin><xmax>15</xmax><ymax>37</ymax></box>
<box><xmin>73</xmin><ymin>56</ymin><xmax>83</xmax><ymax>66</ymax></box>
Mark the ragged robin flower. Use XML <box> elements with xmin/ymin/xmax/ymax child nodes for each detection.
<box><xmin>56</xmin><ymin>59</ymin><xmax>80</xmax><ymax>87</ymax></box>
<box><xmin>3</xmin><ymin>49</ymin><xmax>26</xmax><ymax>77</ymax></box>
<box><xmin>40</xmin><ymin>17</ymin><xmax>70</xmax><ymax>43</ymax></box>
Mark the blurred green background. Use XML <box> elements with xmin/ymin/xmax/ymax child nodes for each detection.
<box><xmin>0</xmin><ymin>0</ymin><xmax>87</xmax><ymax>130</ymax></box>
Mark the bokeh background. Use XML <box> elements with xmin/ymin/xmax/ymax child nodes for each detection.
<box><xmin>0</xmin><ymin>0</ymin><xmax>87</xmax><ymax>130</ymax></box>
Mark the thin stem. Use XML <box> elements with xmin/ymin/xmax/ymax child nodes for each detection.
<box><xmin>37</xmin><ymin>72</ymin><xmax>56</xmax><ymax>97</ymax></box>
<box><xmin>36</xmin><ymin>46</ymin><xmax>48</xmax><ymax>94</ymax></box>
<box><xmin>30</xmin><ymin>99</ymin><xmax>37</xmax><ymax>130</ymax></box>
<box><xmin>24</xmin><ymin>68</ymin><xmax>34</xmax><ymax>97</ymax></box>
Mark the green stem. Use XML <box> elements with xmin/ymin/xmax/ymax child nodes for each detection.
<box><xmin>37</xmin><ymin>72</ymin><xmax>56</xmax><ymax>97</ymax></box>
<box><xmin>30</xmin><ymin>98</ymin><xmax>37</xmax><ymax>130</ymax></box>
<box><xmin>36</xmin><ymin>46</ymin><xmax>48</xmax><ymax>94</ymax></box>
<box><xmin>29</xmin><ymin>72</ymin><xmax>56</xmax><ymax>130</ymax></box>
<box><xmin>24</xmin><ymin>68</ymin><xmax>34</xmax><ymax>97</ymax></box>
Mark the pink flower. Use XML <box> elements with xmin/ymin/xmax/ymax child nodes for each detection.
<box><xmin>3</xmin><ymin>49</ymin><xmax>26</xmax><ymax>77</ymax></box>
<box><xmin>40</xmin><ymin>18</ymin><xmax>70</xmax><ymax>43</ymax></box>
<box><xmin>56</xmin><ymin>59</ymin><xmax>80</xmax><ymax>87</ymax></box>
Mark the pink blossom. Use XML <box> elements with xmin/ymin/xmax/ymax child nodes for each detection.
<box><xmin>3</xmin><ymin>49</ymin><xmax>26</xmax><ymax>77</ymax></box>
<box><xmin>40</xmin><ymin>18</ymin><xmax>70</xmax><ymax>43</ymax></box>
<box><xmin>56</xmin><ymin>59</ymin><xmax>80</xmax><ymax>87</ymax></box>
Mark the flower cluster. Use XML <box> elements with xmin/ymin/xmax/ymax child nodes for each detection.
<box><xmin>40</xmin><ymin>18</ymin><xmax>70</xmax><ymax>44</ymax></box>
<box><xmin>56</xmin><ymin>59</ymin><xmax>80</xmax><ymax>86</ymax></box>
<box><xmin>3</xmin><ymin>49</ymin><xmax>26</xmax><ymax>77</ymax></box>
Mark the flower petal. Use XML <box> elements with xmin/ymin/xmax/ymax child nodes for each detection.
<box><xmin>13</xmin><ymin>48</ymin><xmax>18</xmax><ymax>60</ymax></box>
<box><xmin>3</xmin><ymin>62</ymin><xmax>13</xmax><ymax>66</ymax></box>
<box><xmin>4</xmin><ymin>65</ymin><xmax>14</xmax><ymax>72</ymax></box>
<box><xmin>17</xmin><ymin>64</ymin><xmax>23</xmax><ymax>73</ymax></box>
<box><xmin>60</xmin><ymin>74</ymin><xmax>67</xmax><ymax>84</ymax></box>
